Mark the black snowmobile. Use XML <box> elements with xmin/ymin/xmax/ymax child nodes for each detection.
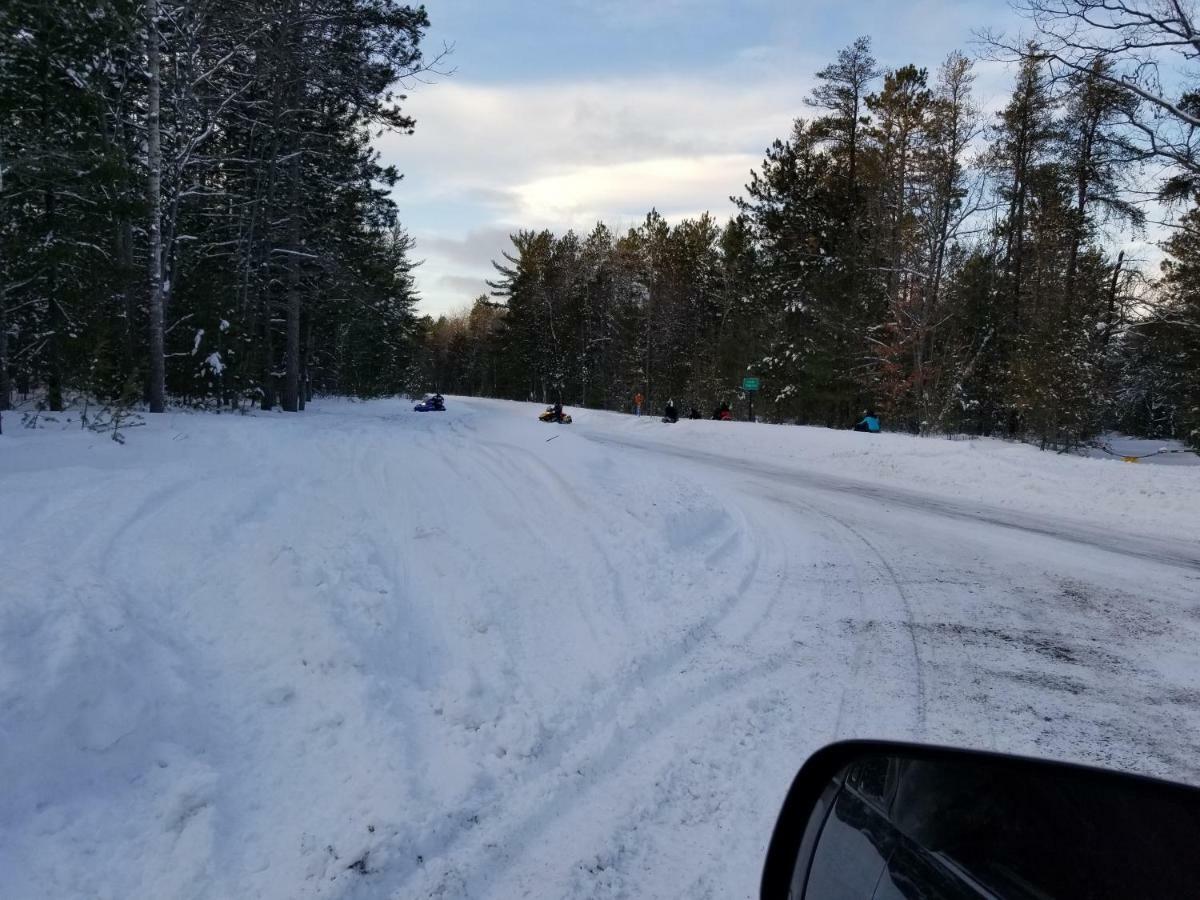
<box><xmin>414</xmin><ymin>394</ymin><xmax>445</xmax><ymax>412</ymax></box>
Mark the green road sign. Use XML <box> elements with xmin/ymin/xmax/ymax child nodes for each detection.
<box><xmin>741</xmin><ymin>377</ymin><xmax>761</xmax><ymax>392</ymax></box>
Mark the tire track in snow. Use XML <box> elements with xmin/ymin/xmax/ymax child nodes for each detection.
<box><xmin>747</xmin><ymin>482</ymin><xmax>930</xmax><ymax>739</ymax></box>
<box><xmin>384</xmin><ymin>540</ymin><xmax>769</xmax><ymax>894</ymax></box>
<box><xmin>576</xmin><ymin>428</ymin><xmax>967</xmax><ymax>741</ymax></box>
<box><xmin>469</xmin><ymin>430</ymin><xmax>771</xmax><ymax>663</ymax></box>
<box><xmin>393</xmin><ymin>417</ymin><xmax>926</xmax><ymax>897</ymax></box>
<box><xmin>825</xmin><ymin>516</ymin><xmax>929</xmax><ymax>736</ymax></box>
<box><xmin>581</xmin><ymin>431</ymin><xmax>1200</xmax><ymax>572</ymax></box>
<box><xmin>465</xmin><ymin>438</ymin><xmax>616</xmax><ymax>642</ymax></box>
<box><xmin>378</xmin><ymin>469</ymin><xmax>776</xmax><ymax>894</ymax></box>
<box><xmin>293</xmin><ymin>404</ymin><xmax>776</xmax><ymax>896</ymax></box>
<box><xmin>826</xmin><ymin>524</ymin><xmax>874</xmax><ymax>740</ymax></box>
<box><xmin>408</xmin><ymin>645</ymin><xmax>809</xmax><ymax>898</ymax></box>
<box><xmin>737</xmin><ymin>484</ymin><xmax>928</xmax><ymax>740</ymax></box>
<box><xmin>476</xmin><ymin>438</ymin><xmax>590</xmax><ymax>512</ymax></box>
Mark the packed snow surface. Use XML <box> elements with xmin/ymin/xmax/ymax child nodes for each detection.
<box><xmin>2</xmin><ymin>398</ymin><xmax>1199</xmax><ymax>899</ymax></box>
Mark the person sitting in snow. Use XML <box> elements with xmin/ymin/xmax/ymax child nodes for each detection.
<box><xmin>688</xmin><ymin>406</ymin><xmax>702</xmax><ymax>420</ymax></box>
<box><xmin>853</xmin><ymin>410</ymin><xmax>881</xmax><ymax>433</ymax></box>
<box><xmin>663</xmin><ymin>399</ymin><xmax>679</xmax><ymax>423</ymax></box>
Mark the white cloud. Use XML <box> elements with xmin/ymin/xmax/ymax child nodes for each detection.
<box><xmin>385</xmin><ymin>74</ymin><xmax>810</xmax><ymax>195</ymax></box>
<box><xmin>421</xmin><ymin>227</ymin><xmax>515</xmax><ymax>265</ymax></box>
<box><xmin>379</xmin><ymin>73</ymin><xmax>812</xmax><ymax>313</ymax></box>
<box><xmin>566</xmin><ymin>0</ymin><xmax>727</xmax><ymax>25</ymax></box>
<box><xmin>511</xmin><ymin>153</ymin><xmax>758</xmax><ymax>226</ymax></box>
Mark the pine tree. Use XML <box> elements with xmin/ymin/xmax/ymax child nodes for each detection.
<box><xmin>865</xmin><ymin>64</ymin><xmax>933</xmax><ymax>426</ymax></box>
<box><xmin>737</xmin><ymin>121</ymin><xmax>841</xmax><ymax>421</ymax></box>
<box><xmin>0</xmin><ymin>0</ymin><xmax>432</xmax><ymax>413</ymax></box>
<box><xmin>914</xmin><ymin>52</ymin><xmax>981</xmax><ymax>431</ymax></box>
<box><xmin>1142</xmin><ymin>210</ymin><xmax>1200</xmax><ymax>447</ymax></box>
<box><xmin>988</xmin><ymin>48</ymin><xmax>1059</xmax><ymax>435</ymax></box>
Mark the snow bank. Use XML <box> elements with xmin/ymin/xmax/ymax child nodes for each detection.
<box><xmin>546</xmin><ymin>404</ymin><xmax>1199</xmax><ymax>539</ymax></box>
<box><xmin>1078</xmin><ymin>433</ymin><xmax>1199</xmax><ymax>468</ymax></box>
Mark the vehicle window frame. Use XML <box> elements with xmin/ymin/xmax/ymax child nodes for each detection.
<box><xmin>844</xmin><ymin>756</ymin><xmax>896</xmax><ymax>815</ymax></box>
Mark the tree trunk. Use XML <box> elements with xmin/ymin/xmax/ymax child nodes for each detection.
<box><xmin>1101</xmin><ymin>251</ymin><xmax>1124</xmax><ymax>351</ymax></box>
<box><xmin>36</xmin><ymin>38</ymin><xmax>64</xmax><ymax>413</ymax></box>
<box><xmin>260</xmin><ymin>297</ymin><xmax>275</xmax><ymax>410</ymax></box>
<box><xmin>302</xmin><ymin>317</ymin><xmax>314</xmax><ymax>405</ymax></box>
<box><xmin>0</xmin><ymin>137</ymin><xmax>9</xmax><ymax>411</ymax></box>
<box><xmin>281</xmin><ymin>267</ymin><xmax>301</xmax><ymax>410</ymax></box>
<box><xmin>146</xmin><ymin>0</ymin><xmax>166</xmax><ymax>413</ymax></box>
<box><xmin>282</xmin><ymin>159</ymin><xmax>302</xmax><ymax>411</ymax></box>
<box><xmin>115</xmin><ymin>215</ymin><xmax>137</xmax><ymax>374</ymax></box>
<box><xmin>296</xmin><ymin>315</ymin><xmax>310</xmax><ymax>410</ymax></box>
<box><xmin>1065</xmin><ymin>117</ymin><xmax>1097</xmax><ymax>316</ymax></box>
<box><xmin>45</xmin><ymin>187</ymin><xmax>64</xmax><ymax>412</ymax></box>
<box><xmin>0</xmin><ymin>282</ymin><xmax>9</xmax><ymax>411</ymax></box>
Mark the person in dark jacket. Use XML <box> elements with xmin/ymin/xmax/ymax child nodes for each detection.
<box><xmin>853</xmin><ymin>410</ymin><xmax>881</xmax><ymax>433</ymax></box>
<box><xmin>552</xmin><ymin>400</ymin><xmax>564</xmax><ymax>422</ymax></box>
<box><xmin>663</xmin><ymin>399</ymin><xmax>679</xmax><ymax>423</ymax></box>
<box><xmin>688</xmin><ymin>407</ymin><xmax>702</xmax><ymax>420</ymax></box>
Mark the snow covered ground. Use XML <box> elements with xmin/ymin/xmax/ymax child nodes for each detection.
<box><xmin>2</xmin><ymin>398</ymin><xmax>1199</xmax><ymax>899</ymax></box>
<box><xmin>1078</xmin><ymin>433</ymin><xmax>1200</xmax><ymax>468</ymax></box>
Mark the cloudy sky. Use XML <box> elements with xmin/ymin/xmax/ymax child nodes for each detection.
<box><xmin>380</xmin><ymin>0</ymin><xmax>1030</xmax><ymax>316</ymax></box>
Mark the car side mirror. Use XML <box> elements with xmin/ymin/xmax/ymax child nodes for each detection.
<box><xmin>762</xmin><ymin>741</ymin><xmax>1200</xmax><ymax>899</ymax></box>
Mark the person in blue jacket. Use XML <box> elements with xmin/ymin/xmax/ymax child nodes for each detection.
<box><xmin>854</xmin><ymin>410</ymin><xmax>881</xmax><ymax>433</ymax></box>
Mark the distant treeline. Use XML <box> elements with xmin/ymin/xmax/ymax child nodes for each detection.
<box><xmin>418</xmin><ymin>33</ymin><xmax>1200</xmax><ymax>449</ymax></box>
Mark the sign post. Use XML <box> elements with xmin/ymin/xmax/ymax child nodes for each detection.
<box><xmin>741</xmin><ymin>377</ymin><xmax>760</xmax><ymax>422</ymax></box>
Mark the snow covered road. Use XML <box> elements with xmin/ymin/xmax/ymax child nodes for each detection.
<box><xmin>581</xmin><ymin>429</ymin><xmax>1200</xmax><ymax>572</ymax></box>
<box><xmin>2</xmin><ymin>397</ymin><xmax>1199</xmax><ymax>899</ymax></box>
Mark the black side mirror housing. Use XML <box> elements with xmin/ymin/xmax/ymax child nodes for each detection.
<box><xmin>762</xmin><ymin>741</ymin><xmax>1200</xmax><ymax>899</ymax></box>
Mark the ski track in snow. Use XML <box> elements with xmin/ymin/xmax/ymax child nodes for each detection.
<box><xmin>2</xmin><ymin>397</ymin><xmax>1199</xmax><ymax>899</ymax></box>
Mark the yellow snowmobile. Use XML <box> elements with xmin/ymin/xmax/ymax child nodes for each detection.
<box><xmin>539</xmin><ymin>406</ymin><xmax>572</xmax><ymax>424</ymax></box>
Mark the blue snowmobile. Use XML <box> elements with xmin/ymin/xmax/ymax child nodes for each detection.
<box><xmin>414</xmin><ymin>394</ymin><xmax>445</xmax><ymax>412</ymax></box>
